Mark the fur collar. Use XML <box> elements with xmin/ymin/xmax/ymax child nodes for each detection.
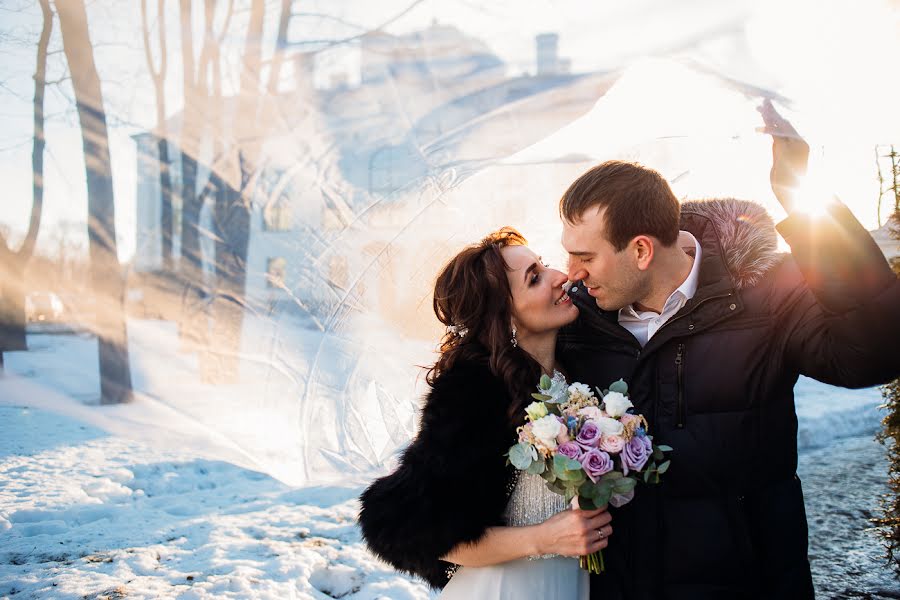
<box><xmin>681</xmin><ymin>198</ymin><xmax>785</xmax><ymax>290</ymax></box>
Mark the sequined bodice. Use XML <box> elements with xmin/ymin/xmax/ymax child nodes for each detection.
<box><xmin>503</xmin><ymin>471</ymin><xmax>568</xmax><ymax>527</ymax></box>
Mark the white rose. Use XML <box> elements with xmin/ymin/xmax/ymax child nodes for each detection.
<box><xmin>595</xmin><ymin>416</ymin><xmax>625</xmax><ymax>436</ymax></box>
<box><xmin>568</xmin><ymin>382</ymin><xmax>595</xmax><ymax>399</ymax></box>
<box><xmin>531</xmin><ymin>415</ymin><xmax>563</xmax><ymax>449</ymax></box>
<box><xmin>577</xmin><ymin>406</ymin><xmax>604</xmax><ymax>421</ymax></box>
<box><xmin>602</xmin><ymin>391</ymin><xmax>633</xmax><ymax>418</ymax></box>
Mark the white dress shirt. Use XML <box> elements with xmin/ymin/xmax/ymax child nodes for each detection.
<box><xmin>618</xmin><ymin>231</ymin><xmax>702</xmax><ymax>347</ymax></box>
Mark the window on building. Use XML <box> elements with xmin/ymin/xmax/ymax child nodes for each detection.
<box><xmin>263</xmin><ymin>195</ymin><xmax>293</xmax><ymax>231</ymax></box>
<box><xmin>266</xmin><ymin>257</ymin><xmax>287</xmax><ymax>288</ymax></box>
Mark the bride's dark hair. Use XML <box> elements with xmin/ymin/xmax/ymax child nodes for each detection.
<box><xmin>427</xmin><ymin>227</ymin><xmax>543</xmax><ymax>422</ymax></box>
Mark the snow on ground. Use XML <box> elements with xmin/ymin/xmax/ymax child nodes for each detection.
<box><xmin>0</xmin><ymin>324</ymin><xmax>896</xmax><ymax>599</ymax></box>
<box><xmin>0</xmin><ymin>401</ymin><xmax>431</xmax><ymax>600</ymax></box>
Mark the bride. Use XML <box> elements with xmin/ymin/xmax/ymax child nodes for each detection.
<box><xmin>358</xmin><ymin>227</ymin><xmax>611</xmax><ymax>598</ymax></box>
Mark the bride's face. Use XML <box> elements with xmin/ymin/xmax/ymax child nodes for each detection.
<box><xmin>501</xmin><ymin>245</ymin><xmax>578</xmax><ymax>338</ymax></box>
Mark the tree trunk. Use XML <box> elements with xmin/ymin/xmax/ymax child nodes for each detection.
<box><xmin>57</xmin><ymin>0</ymin><xmax>133</xmax><ymax>404</ymax></box>
<box><xmin>0</xmin><ymin>0</ymin><xmax>53</xmax><ymax>368</ymax></box>
<box><xmin>141</xmin><ymin>0</ymin><xmax>174</xmax><ymax>272</ymax></box>
<box><xmin>206</xmin><ymin>0</ymin><xmax>265</xmax><ymax>382</ymax></box>
<box><xmin>176</xmin><ymin>0</ymin><xmax>209</xmax><ymax>351</ymax></box>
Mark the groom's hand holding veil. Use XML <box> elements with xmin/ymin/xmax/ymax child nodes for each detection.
<box><xmin>758</xmin><ymin>99</ymin><xmax>810</xmax><ymax>212</ymax></box>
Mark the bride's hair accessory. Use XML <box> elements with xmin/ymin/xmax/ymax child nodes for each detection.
<box><xmin>446</xmin><ymin>324</ymin><xmax>468</xmax><ymax>338</ymax></box>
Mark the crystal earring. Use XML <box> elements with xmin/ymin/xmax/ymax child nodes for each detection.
<box><xmin>510</xmin><ymin>324</ymin><xmax>518</xmax><ymax>348</ymax></box>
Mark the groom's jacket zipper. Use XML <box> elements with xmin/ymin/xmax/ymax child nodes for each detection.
<box><xmin>675</xmin><ymin>343</ymin><xmax>686</xmax><ymax>428</ymax></box>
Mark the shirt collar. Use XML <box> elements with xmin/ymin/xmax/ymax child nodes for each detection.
<box><xmin>674</xmin><ymin>230</ymin><xmax>702</xmax><ymax>302</ymax></box>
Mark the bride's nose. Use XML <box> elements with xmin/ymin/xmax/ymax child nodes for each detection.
<box><xmin>550</xmin><ymin>269</ymin><xmax>568</xmax><ymax>288</ymax></box>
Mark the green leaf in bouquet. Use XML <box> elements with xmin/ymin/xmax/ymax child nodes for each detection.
<box><xmin>657</xmin><ymin>460</ymin><xmax>671</xmax><ymax>474</ymax></box>
<box><xmin>593</xmin><ymin>484</ymin><xmax>613</xmax><ymax>506</ymax></box>
<box><xmin>608</xmin><ymin>379</ymin><xmax>629</xmax><ymax>395</ymax></box>
<box><xmin>526</xmin><ymin>459</ymin><xmax>546</xmax><ymax>475</ymax></box>
<box><xmin>542</xmin><ymin>468</ymin><xmax>557</xmax><ymax>483</ymax></box>
<box><xmin>657</xmin><ymin>445</ymin><xmax>673</xmax><ymax>452</ymax></box>
<box><xmin>579</xmin><ymin>480</ymin><xmax>598</xmax><ymax>499</ymax></box>
<box><xmin>553</xmin><ymin>454</ymin><xmax>582</xmax><ymax>474</ymax></box>
<box><xmin>531</xmin><ymin>393</ymin><xmax>553</xmax><ymax>402</ymax></box>
<box><xmin>556</xmin><ymin>468</ymin><xmax>583</xmax><ymax>482</ymax></box>
<box><xmin>509</xmin><ymin>443</ymin><xmax>535</xmax><ymax>470</ymax></box>
<box><xmin>578</xmin><ymin>495</ymin><xmax>599</xmax><ymax>510</ymax></box>
<box><xmin>547</xmin><ymin>480</ymin><xmax>567</xmax><ymax>495</ymax></box>
<box><xmin>613</xmin><ymin>477</ymin><xmax>637</xmax><ymax>494</ymax></box>
<box><xmin>539</xmin><ymin>374</ymin><xmax>552</xmax><ymax>391</ymax></box>
<box><xmin>596</xmin><ymin>479</ymin><xmax>614</xmax><ymax>498</ymax></box>
<box><xmin>599</xmin><ymin>471</ymin><xmax>624</xmax><ymax>482</ymax></box>
<box><xmin>643</xmin><ymin>468</ymin><xmax>651</xmax><ymax>484</ymax></box>
<box><xmin>653</xmin><ymin>447</ymin><xmax>665</xmax><ymax>461</ymax></box>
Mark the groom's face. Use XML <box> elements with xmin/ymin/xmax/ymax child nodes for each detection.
<box><xmin>561</xmin><ymin>206</ymin><xmax>645</xmax><ymax>311</ymax></box>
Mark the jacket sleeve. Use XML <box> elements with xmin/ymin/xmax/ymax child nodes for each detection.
<box><xmin>357</xmin><ymin>364</ymin><xmax>516</xmax><ymax>588</ymax></box>
<box><xmin>775</xmin><ymin>200</ymin><xmax>900</xmax><ymax>387</ymax></box>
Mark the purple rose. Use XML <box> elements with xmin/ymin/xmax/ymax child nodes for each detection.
<box><xmin>557</xmin><ymin>441</ymin><xmax>583</xmax><ymax>461</ymax></box>
<box><xmin>580</xmin><ymin>448</ymin><xmax>614</xmax><ymax>483</ymax></box>
<box><xmin>621</xmin><ymin>436</ymin><xmax>653</xmax><ymax>475</ymax></box>
<box><xmin>575</xmin><ymin>420</ymin><xmax>602</xmax><ymax>450</ymax></box>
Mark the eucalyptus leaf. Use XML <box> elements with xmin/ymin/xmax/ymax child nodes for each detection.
<box><xmin>600</xmin><ymin>471</ymin><xmax>624</xmax><ymax>481</ymax></box>
<box><xmin>526</xmin><ymin>459</ymin><xmax>546</xmax><ymax>475</ymax></box>
<box><xmin>596</xmin><ymin>480</ymin><xmax>614</xmax><ymax>498</ymax></box>
<box><xmin>578</xmin><ymin>495</ymin><xmax>598</xmax><ymax>510</ymax></box>
<box><xmin>653</xmin><ymin>448</ymin><xmax>664</xmax><ymax>461</ymax></box>
<box><xmin>540</xmin><ymin>374</ymin><xmax>552</xmax><ymax>390</ymax></box>
<box><xmin>657</xmin><ymin>445</ymin><xmax>673</xmax><ymax>452</ymax></box>
<box><xmin>555</xmin><ymin>468</ymin><xmax>583</xmax><ymax>482</ymax></box>
<box><xmin>657</xmin><ymin>460</ymin><xmax>671</xmax><ymax>474</ymax></box>
<box><xmin>509</xmin><ymin>443</ymin><xmax>535</xmax><ymax>470</ymax></box>
<box><xmin>613</xmin><ymin>477</ymin><xmax>637</xmax><ymax>494</ymax></box>
<box><xmin>531</xmin><ymin>393</ymin><xmax>552</xmax><ymax>401</ymax></box>
<box><xmin>579</xmin><ymin>481</ymin><xmax>598</xmax><ymax>498</ymax></box>
<box><xmin>594</xmin><ymin>487</ymin><xmax>612</xmax><ymax>506</ymax></box>
<box><xmin>608</xmin><ymin>379</ymin><xmax>629</xmax><ymax>395</ymax></box>
<box><xmin>553</xmin><ymin>455</ymin><xmax>582</xmax><ymax>477</ymax></box>
<box><xmin>643</xmin><ymin>469</ymin><xmax>651</xmax><ymax>484</ymax></box>
<box><xmin>546</xmin><ymin>479</ymin><xmax>566</xmax><ymax>494</ymax></box>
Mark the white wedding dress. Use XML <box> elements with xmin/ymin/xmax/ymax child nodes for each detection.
<box><xmin>438</xmin><ymin>472</ymin><xmax>590</xmax><ymax>599</ymax></box>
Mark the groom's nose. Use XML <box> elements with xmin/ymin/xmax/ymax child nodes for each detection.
<box><xmin>567</xmin><ymin>260</ymin><xmax>587</xmax><ymax>283</ymax></box>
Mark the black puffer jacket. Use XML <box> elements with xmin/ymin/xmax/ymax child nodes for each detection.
<box><xmin>358</xmin><ymin>358</ymin><xmax>520</xmax><ymax>589</ymax></box>
<box><xmin>559</xmin><ymin>199</ymin><xmax>900</xmax><ymax>600</ymax></box>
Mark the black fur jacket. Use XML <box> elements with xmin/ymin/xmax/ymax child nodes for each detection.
<box><xmin>358</xmin><ymin>358</ymin><xmax>521</xmax><ymax>588</ymax></box>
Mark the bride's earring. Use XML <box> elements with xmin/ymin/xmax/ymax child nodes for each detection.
<box><xmin>510</xmin><ymin>324</ymin><xmax>518</xmax><ymax>348</ymax></box>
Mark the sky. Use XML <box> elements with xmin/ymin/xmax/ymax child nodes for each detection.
<box><xmin>1</xmin><ymin>0</ymin><xmax>898</xmax><ymax>262</ymax></box>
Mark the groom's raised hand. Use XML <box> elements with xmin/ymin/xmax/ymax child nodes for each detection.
<box><xmin>757</xmin><ymin>99</ymin><xmax>810</xmax><ymax>213</ymax></box>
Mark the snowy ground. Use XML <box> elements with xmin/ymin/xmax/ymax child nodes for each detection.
<box><xmin>0</xmin><ymin>401</ymin><xmax>429</xmax><ymax>600</ymax></box>
<box><xmin>1</xmin><ymin>325</ymin><xmax>898</xmax><ymax>599</ymax></box>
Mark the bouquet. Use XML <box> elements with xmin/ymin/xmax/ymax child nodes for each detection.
<box><xmin>506</xmin><ymin>372</ymin><xmax>672</xmax><ymax>573</ymax></box>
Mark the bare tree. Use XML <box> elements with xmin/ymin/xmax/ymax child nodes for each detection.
<box><xmin>0</xmin><ymin>0</ymin><xmax>52</xmax><ymax>373</ymax></box>
<box><xmin>141</xmin><ymin>0</ymin><xmax>175</xmax><ymax>271</ymax></box>
<box><xmin>175</xmin><ymin>0</ymin><xmax>235</xmax><ymax>356</ymax></box>
<box><xmin>57</xmin><ymin>0</ymin><xmax>133</xmax><ymax>403</ymax></box>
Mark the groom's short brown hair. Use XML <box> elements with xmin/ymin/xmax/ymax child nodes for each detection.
<box><xmin>559</xmin><ymin>160</ymin><xmax>681</xmax><ymax>251</ymax></box>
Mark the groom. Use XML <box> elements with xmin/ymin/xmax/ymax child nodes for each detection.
<box><xmin>558</xmin><ymin>101</ymin><xmax>900</xmax><ymax>600</ymax></box>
